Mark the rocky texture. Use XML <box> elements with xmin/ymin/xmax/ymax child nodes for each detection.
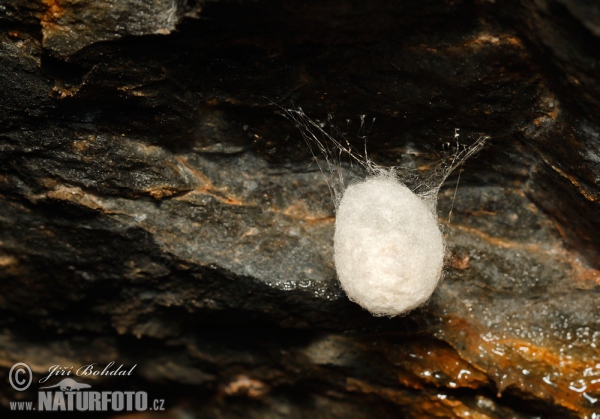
<box><xmin>1</xmin><ymin>0</ymin><xmax>600</xmax><ymax>418</ymax></box>
<box><xmin>2</xmin><ymin>0</ymin><xmax>203</xmax><ymax>57</ymax></box>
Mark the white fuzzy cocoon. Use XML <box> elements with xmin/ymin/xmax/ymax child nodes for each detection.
<box><xmin>334</xmin><ymin>175</ymin><xmax>444</xmax><ymax>316</ymax></box>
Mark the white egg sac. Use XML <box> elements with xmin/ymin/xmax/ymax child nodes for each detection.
<box><xmin>334</xmin><ymin>175</ymin><xmax>445</xmax><ymax>316</ymax></box>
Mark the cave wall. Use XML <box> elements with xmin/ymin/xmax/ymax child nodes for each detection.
<box><xmin>1</xmin><ymin>0</ymin><xmax>600</xmax><ymax>417</ymax></box>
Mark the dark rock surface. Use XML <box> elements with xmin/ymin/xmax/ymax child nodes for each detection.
<box><xmin>1</xmin><ymin>0</ymin><xmax>599</xmax><ymax>417</ymax></box>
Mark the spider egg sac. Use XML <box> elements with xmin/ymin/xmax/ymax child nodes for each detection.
<box><xmin>333</xmin><ymin>174</ymin><xmax>445</xmax><ymax>316</ymax></box>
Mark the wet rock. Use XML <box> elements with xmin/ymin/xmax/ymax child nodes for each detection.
<box><xmin>0</xmin><ymin>0</ymin><xmax>599</xmax><ymax>418</ymax></box>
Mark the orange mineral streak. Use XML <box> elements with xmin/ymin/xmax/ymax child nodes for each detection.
<box><xmin>176</xmin><ymin>157</ymin><xmax>333</xmax><ymax>223</ymax></box>
<box><xmin>41</xmin><ymin>0</ymin><xmax>63</xmax><ymax>20</ymax></box>
<box><xmin>45</xmin><ymin>185</ymin><xmax>105</xmax><ymax>211</ymax></box>
<box><xmin>568</xmin><ymin>253</ymin><xmax>600</xmax><ymax>285</ymax></box>
<box><xmin>280</xmin><ymin>202</ymin><xmax>334</xmax><ymax>224</ymax></box>
<box><xmin>441</xmin><ymin>220</ymin><xmax>550</xmax><ymax>254</ymax></box>
<box><xmin>464</xmin><ymin>209</ymin><xmax>497</xmax><ymax>217</ymax></box>
<box><xmin>176</xmin><ymin>156</ymin><xmax>244</xmax><ymax>206</ymax></box>
<box><xmin>402</xmin><ymin>340</ymin><xmax>488</xmax><ymax>389</ymax></box>
<box><xmin>449</xmin><ymin>251</ymin><xmax>470</xmax><ymax>270</ymax></box>
<box><xmin>441</xmin><ymin>314</ymin><xmax>600</xmax><ymax>416</ymax></box>
<box><xmin>445</xmin><ymin>206</ymin><xmax>600</xmax><ymax>286</ymax></box>
<box><xmin>546</xmin><ymin>160</ymin><xmax>598</xmax><ymax>203</ymax></box>
<box><xmin>40</xmin><ymin>0</ymin><xmax>66</xmax><ymax>38</ymax></box>
<box><xmin>384</xmin><ymin>338</ymin><xmax>489</xmax><ymax>392</ymax></box>
<box><xmin>220</xmin><ymin>375</ymin><xmax>269</xmax><ymax>398</ymax></box>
